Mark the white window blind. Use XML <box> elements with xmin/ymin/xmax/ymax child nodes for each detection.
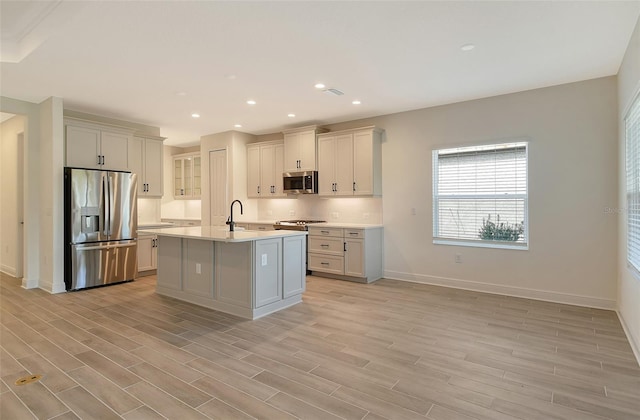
<box><xmin>626</xmin><ymin>93</ymin><xmax>640</xmax><ymax>272</ymax></box>
<box><xmin>433</xmin><ymin>142</ymin><xmax>528</xmax><ymax>248</ymax></box>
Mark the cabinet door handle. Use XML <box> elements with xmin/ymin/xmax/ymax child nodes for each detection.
<box><xmin>257</xmin><ymin>186</ymin><xmax>260</xmax><ymax>194</ymax></box>
<box><xmin>353</xmin><ymin>182</ymin><xmax>356</xmax><ymax>192</ymax></box>
<box><xmin>344</xmin><ymin>242</ymin><xmax>347</xmax><ymax>252</ymax></box>
<box><xmin>97</xmin><ymin>155</ymin><xmax>101</xmax><ymax>165</ymax></box>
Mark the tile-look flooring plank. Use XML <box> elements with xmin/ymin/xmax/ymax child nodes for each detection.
<box><xmin>1</xmin><ymin>273</ymin><xmax>638</xmax><ymax>419</ymax></box>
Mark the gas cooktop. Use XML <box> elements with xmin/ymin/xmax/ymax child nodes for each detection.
<box><xmin>276</xmin><ymin>219</ymin><xmax>327</xmax><ymax>225</ymax></box>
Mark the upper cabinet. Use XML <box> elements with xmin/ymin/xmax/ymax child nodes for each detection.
<box><xmin>247</xmin><ymin>140</ymin><xmax>285</xmax><ymax>198</ymax></box>
<box><xmin>317</xmin><ymin>127</ymin><xmax>383</xmax><ymax>197</ymax></box>
<box><xmin>65</xmin><ymin>119</ymin><xmax>132</xmax><ymax>171</ymax></box>
<box><xmin>173</xmin><ymin>152</ymin><xmax>201</xmax><ymax>199</ymax></box>
<box><xmin>283</xmin><ymin>126</ymin><xmax>326</xmax><ymax>172</ymax></box>
<box><xmin>129</xmin><ymin>135</ymin><xmax>165</xmax><ymax>197</ymax></box>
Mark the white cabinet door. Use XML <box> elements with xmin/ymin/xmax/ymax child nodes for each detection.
<box><xmin>144</xmin><ymin>139</ymin><xmax>163</xmax><ymax>197</ymax></box>
<box><xmin>193</xmin><ymin>156</ymin><xmax>202</xmax><ymax>197</ymax></box>
<box><xmin>273</xmin><ymin>143</ymin><xmax>285</xmax><ymax>196</ymax></box>
<box><xmin>317</xmin><ymin>136</ymin><xmax>336</xmax><ymax>196</ymax></box>
<box><xmin>247</xmin><ymin>145</ymin><xmax>261</xmax><ymax>198</ymax></box>
<box><xmin>283</xmin><ymin>132</ymin><xmax>301</xmax><ymax>172</ymax></box>
<box><xmin>353</xmin><ymin>130</ymin><xmax>374</xmax><ymax>195</ymax></box>
<box><xmin>174</xmin><ymin>157</ymin><xmax>185</xmax><ymax>197</ymax></box>
<box><xmin>254</xmin><ymin>239</ymin><xmax>282</xmax><ymax>308</ymax></box>
<box><xmin>345</xmin><ymin>238</ymin><xmax>365</xmax><ymax>277</ymax></box>
<box><xmin>283</xmin><ymin>235</ymin><xmax>305</xmax><ymax>298</ymax></box>
<box><xmin>335</xmin><ymin>134</ymin><xmax>354</xmax><ymax>196</ymax></box>
<box><xmin>137</xmin><ymin>235</ymin><xmax>155</xmax><ymax>272</ymax></box>
<box><xmin>128</xmin><ymin>137</ymin><xmax>145</xmax><ymax>195</ymax></box>
<box><xmin>100</xmin><ymin>131</ymin><xmax>130</xmax><ymax>171</ymax></box>
<box><xmin>298</xmin><ymin>130</ymin><xmax>317</xmax><ymax>171</ymax></box>
<box><xmin>284</xmin><ymin>130</ymin><xmax>316</xmax><ymax>171</ymax></box>
<box><xmin>66</xmin><ymin>125</ymin><xmax>101</xmax><ymax>169</ymax></box>
<box><xmin>261</xmin><ymin>144</ymin><xmax>276</xmax><ymax>196</ymax></box>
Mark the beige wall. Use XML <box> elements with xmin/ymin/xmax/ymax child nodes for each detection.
<box><xmin>319</xmin><ymin>77</ymin><xmax>618</xmax><ymax>309</ymax></box>
<box><xmin>617</xmin><ymin>16</ymin><xmax>640</xmax><ymax>361</ymax></box>
<box><xmin>0</xmin><ymin>115</ymin><xmax>26</xmax><ymax>276</ymax></box>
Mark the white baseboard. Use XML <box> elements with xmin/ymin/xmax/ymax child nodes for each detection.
<box><xmin>22</xmin><ymin>277</ymin><xmax>38</xmax><ymax>289</ymax></box>
<box><xmin>38</xmin><ymin>279</ymin><xmax>67</xmax><ymax>294</ymax></box>
<box><xmin>616</xmin><ymin>310</ymin><xmax>640</xmax><ymax>366</ymax></box>
<box><xmin>0</xmin><ymin>264</ymin><xmax>16</xmax><ymax>277</ymax></box>
<box><xmin>384</xmin><ymin>270</ymin><xmax>616</xmax><ymax>310</ymax></box>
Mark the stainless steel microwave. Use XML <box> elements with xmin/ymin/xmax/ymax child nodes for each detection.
<box><xmin>283</xmin><ymin>171</ymin><xmax>318</xmax><ymax>194</ymax></box>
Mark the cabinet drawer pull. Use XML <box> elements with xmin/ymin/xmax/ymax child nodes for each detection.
<box><xmin>349</xmin><ymin>232</ymin><xmax>358</xmax><ymax>235</ymax></box>
<box><xmin>321</xmin><ymin>230</ymin><xmax>330</xmax><ymax>234</ymax></box>
<box><xmin>320</xmin><ymin>262</ymin><xmax>330</xmax><ymax>266</ymax></box>
<box><xmin>320</xmin><ymin>244</ymin><xmax>329</xmax><ymax>248</ymax></box>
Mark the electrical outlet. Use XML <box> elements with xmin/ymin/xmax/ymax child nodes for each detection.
<box><xmin>196</xmin><ymin>263</ymin><xmax>201</xmax><ymax>274</ymax></box>
<box><xmin>261</xmin><ymin>254</ymin><xmax>268</xmax><ymax>266</ymax></box>
<box><xmin>455</xmin><ymin>254</ymin><xmax>462</xmax><ymax>264</ymax></box>
<box><xmin>411</xmin><ymin>208</ymin><xmax>417</xmax><ymax>216</ymax></box>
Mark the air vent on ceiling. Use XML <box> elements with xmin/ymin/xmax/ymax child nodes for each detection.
<box><xmin>323</xmin><ymin>88</ymin><xmax>344</xmax><ymax>96</ymax></box>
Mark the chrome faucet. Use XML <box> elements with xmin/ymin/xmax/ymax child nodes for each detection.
<box><xmin>228</xmin><ymin>199</ymin><xmax>243</xmax><ymax>231</ymax></box>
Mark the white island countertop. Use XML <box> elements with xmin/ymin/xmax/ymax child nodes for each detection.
<box><xmin>139</xmin><ymin>225</ymin><xmax>307</xmax><ymax>243</ymax></box>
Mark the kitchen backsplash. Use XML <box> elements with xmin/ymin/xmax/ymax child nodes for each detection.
<box><xmin>161</xmin><ymin>199</ymin><xmax>201</xmax><ymax>220</ymax></box>
<box><xmin>138</xmin><ymin>198</ymin><xmax>161</xmax><ymax>224</ymax></box>
<box><xmin>257</xmin><ymin>196</ymin><xmax>383</xmax><ymax>224</ymax></box>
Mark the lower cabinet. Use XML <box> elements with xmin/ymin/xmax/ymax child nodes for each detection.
<box><xmin>137</xmin><ymin>233</ymin><xmax>158</xmax><ymax>274</ymax></box>
<box><xmin>308</xmin><ymin>226</ymin><xmax>383</xmax><ymax>283</ymax></box>
<box><xmin>254</xmin><ymin>238</ymin><xmax>282</xmax><ymax>307</ymax></box>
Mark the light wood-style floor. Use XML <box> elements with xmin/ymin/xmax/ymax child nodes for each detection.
<box><xmin>1</xmin><ymin>273</ymin><xmax>639</xmax><ymax>420</ymax></box>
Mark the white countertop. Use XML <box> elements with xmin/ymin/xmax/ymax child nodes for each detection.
<box><xmin>139</xmin><ymin>222</ymin><xmax>175</xmax><ymax>229</ymax></box>
<box><xmin>138</xmin><ymin>226</ymin><xmax>307</xmax><ymax>243</ymax></box>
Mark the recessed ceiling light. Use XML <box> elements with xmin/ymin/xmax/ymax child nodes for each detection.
<box><xmin>191</xmin><ymin>113</ymin><xmax>200</xmax><ymax>118</ymax></box>
<box><xmin>246</xmin><ymin>100</ymin><xmax>256</xmax><ymax>105</ymax></box>
<box><xmin>225</xmin><ymin>74</ymin><xmax>237</xmax><ymax>80</ymax></box>
<box><xmin>352</xmin><ymin>100</ymin><xmax>361</xmax><ymax>105</ymax></box>
<box><xmin>314</xmin><ymin>83</ymin><xmax>326</xmax><ymax>89</ymax></box>
<box><xmin>234</xmin><ymin>124</ymin><xmax>242</xmax><ymax>128</ymax></box>
<box><xmin>176</xmin><ymin>91</ymin><xmax>187</xmax><ymax>96</ymax></box>
<box><xmin>460</xmin><ymin>44</ymin><xmax>475</xmax><ymax>51</ymax></box>
<box><xmin>287</xmin><ymin>113</ymin><xmax>296</xmax><ymax>118</ymax></box>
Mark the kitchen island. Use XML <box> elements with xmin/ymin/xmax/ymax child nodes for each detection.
<box><xmin>138</xmin><ymin>226</ymin><xmax>307</xmax><ymax>319</ymax></box>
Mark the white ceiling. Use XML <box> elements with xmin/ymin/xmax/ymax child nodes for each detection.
<box><xmin>1</xmin><ymin>1</ymin><xmax>639</xmax><ymax>146</ymax></box>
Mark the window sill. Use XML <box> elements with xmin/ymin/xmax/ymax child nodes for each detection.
<box><xmin>433</xmin><ymin>238</ymin><xmax>528</xmax><ymax>251</ymax></box>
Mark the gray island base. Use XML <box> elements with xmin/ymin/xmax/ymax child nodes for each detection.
<box><xmin>140</xmin><ymin>226</ymin><xmax>307</xmax><ymax>320</ymax></box>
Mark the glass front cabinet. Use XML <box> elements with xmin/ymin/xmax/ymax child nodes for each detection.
<box><xmin>173</xmin><ymin>152</ymin><xmax>201</xmax><ymax>199</ymax></box>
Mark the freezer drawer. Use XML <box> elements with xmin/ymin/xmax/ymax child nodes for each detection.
<box><xmin>68</xmin><ymin>241</ymin><xmax>137</xmax><ymax>290</ymax></box>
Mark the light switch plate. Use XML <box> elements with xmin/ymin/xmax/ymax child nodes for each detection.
<box><xmin>261</xmin><ymin>254</ymin><xmax>267</xmax><ymax>266</ymax></box>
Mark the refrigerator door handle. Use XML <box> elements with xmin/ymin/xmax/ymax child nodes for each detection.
<box><xmin>74</xmin><ymin>242</ymin><xmax>137</xmax><ymax>251</ymax></box>
<box><xmin>102</xmin><ymin>175</ymin><xmax>109</xmax><ymax>236</ymax></box>
<box><xmin>106</xmin><ymin>174</ymin><xmax>112</xmax><ymax>236</ymax></box>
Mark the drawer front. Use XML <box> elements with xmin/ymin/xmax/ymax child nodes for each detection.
<box><xmin>309</xmin><ymin>237</ymin><xmax>343</xmax><ymax>255</ymax></box>
<box><xmin>344</xmin><ymin>229</ymin><xmax>364</xmax><ymax>239</ymax></box>
<box><xmin>249</xmin><ymin>223</ymin><xmax>272</xmax><ymax>231</ymax></box>
<box><xmin>309</xmin><ymin>253</ymin><xmax>344</xmax><ymax>275</ymax></box>
<box><xmin>308</xmin><ymin>227</ymin><xmax>343</xmax><ymax>238</ymax></box>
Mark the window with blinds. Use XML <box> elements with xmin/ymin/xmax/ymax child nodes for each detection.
<box><xmin>626</xmin><ymin>93</ymin><xmax>640</xmax><ymax>272</ymax></box>
<box><xmin>432</xmin><ymin>141</ymin><xmax>528</xmax><ymax>249</ymax></box>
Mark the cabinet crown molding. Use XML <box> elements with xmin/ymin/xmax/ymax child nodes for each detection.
<box><xmin>64</xmin><ymin>117</ymin><xmax>135</xmax><ymax>134</ymax></box>
<box><xmin>317</xmin><ymin>126</ymin><xmax>383</xmax><ymax>138</ymax></box>
<box><xmin>247</xmin><ymin>139</ymin><xmax>284</xmax><ymax>148</ymax></box>
<box><xmin>134</xmin><ymin>134</ymin><xmax>166</xmax><ymax>141</ymax></box>
<box><xmin>282</xmin><ymin>125</ymin><xmax>328</xmax><ymax>135</ymax></box>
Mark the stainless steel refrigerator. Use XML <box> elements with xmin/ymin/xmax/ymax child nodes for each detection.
<box><xmin>64</xmin><ymin>167</ymin><xmax>138</xmax><ymax>291</ymax></box>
